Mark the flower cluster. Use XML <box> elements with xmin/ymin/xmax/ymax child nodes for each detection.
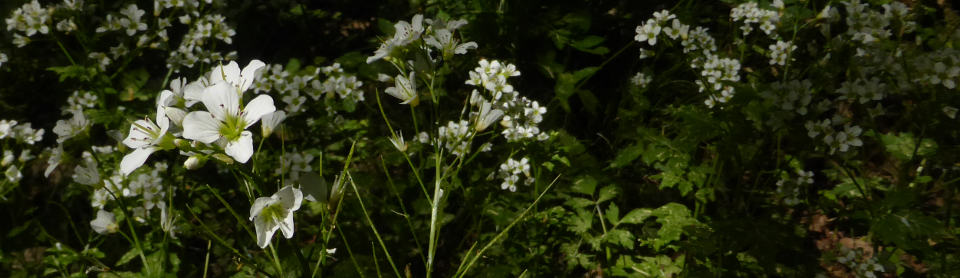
<box><xmin>630</xmin><ymin>72</ymin><xmax>653</xmax><ymax>89</ymax></box>
<box><xmin>768</xmin><ymin>40</ymin><xmax>796</xmax><ymax>66</ymax></box>
<box><xmin>276</xmin><ymin>150</ymin><xmax>315</xmax><ymax>181</ymax></box>
<box><xmin>730</xmin><ymin>2</ymin><xmax>780</xmax><ymax>37</ymax></box>
<box><xmin>367</xmin><ymin>14</ymin><xmax>477</xmax><ymax>64</ymax></box>
<box><xmin>119</xmin><ymin>60</ymin><xmax>275</xmax><ymax>175</ymax></box>
<box><xmin>634</xmin><ymin>10</ymin><xmax>741</xmax><ymax>108</ymax></box>
<box><xmin>437</xmin><ymin>120</ymin><xmax>473</xmax><ymax>157</ymax></box>
<box><xmin>4</xmin><ymin>0</ymin><xmax>52</xmax><ymax>47</ymax></box>
<box><xmin>836</xmin><ymin>246</ymin><xmax>885</xmax><ymax>278</ymax></box>
<box><xmin>836</xmin><ymin>77</ymin><xmax>886</xmax><ymax>105</ymax></box>
<box><xmin>0</xmin><ymin>122</ymin><xmax>40</xmax><ymax>184</ymax></box>
<box><xmin>775</xmin><ymin>169</ymin><xmax>813</xmax><ymax>206</ymax></box>
<box><xmin>913</xmin><ymin>50</ymin><xmax>960</xmax><ymax>89</ymax></box>
<box><xmin>805</xmin><ymin>118</ymin><xmax>864</xmax><ymax>154</ymax></box>
<box><xmin>466</xmin><ymin>59</ymin><xmax>548</xmax><ymax>142</ymax></box>
<box><xmin>497</xmin><ymin>157</ymin><xmax>533</xmax><ymax>192</ymax></box>
<box><xmin>254</xmin><ymin>62</ymin><xmax>364</xmax><ymax>116</ymax></box>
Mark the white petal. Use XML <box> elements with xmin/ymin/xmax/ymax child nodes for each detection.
<box><xmin>211</xmin><ymin>61</ymin><xmax>241</xmax><ymax>85</ymax></box>
<box><xmin>164</xmin><ymin>107</ymin><xmax>187</xmax><ymax>126</ymax></box>
<box><xmin>261</xmin><ymin>111</ymin><xmax>286</xmax><ymax>137</ymax></box>
<box><xmin>242</xmin><ymin>94</ymin><xmax>276</xmax><ymax>128</ymax></box>
<box><xmin>183</xmin><ymin>81</ymin><xmax>205</xmax><ymax>107</ymax></box>
<box><xmin>254</xmin><ymin>214</ymin><xmax>279</xmax><ymax>248</ymax></box>
<box><xmin>158</xmin><ymin>90</ymin><xmax>176</xmax><ymax>107</ymax></box>
<box><xmin>90</xmin><ymin>210</ymin><xmax>116</xmax><ymax>234</ymax></box>
<box><xmin>155</xmin><ymin>105</ymin><xmax>169</xmax><ymax>134</ymax></box>
<box><xmin>249</xmin><ymin>196</ymin><xmax>275</xmax><ymax>221</ymax></box>
<box><xmin>224</xmin><ymin>131</ymin><xmax>254</xmax><ymax>163</ymax></box>
<box><xmin>182</xmin><ymin>111</ymin><xmax>222</xmax><ymax>143</ymax></box>
<box><xmin>239</xmin><ymin>60</ymin><xmax>266</xmax><ymax>92</ymax></box>
<box><xmin>275</xmin><ymin>185</ymin><xmax>303</xmax><ymax>211</ymax></box>
<box><xmin>120</xmin><ymin>147</ymin><xmax>156</xmax><ymax>175</ymax></box>
<box><xmin>279</xmin><ymin>212</ymin><xmax>295</xmax><ymax>239</ymax></box>
<box><xmin>122</xmin><ymin>119</ymin><xmax>154</xmax><ymax>148</ymax></box>
<box><xmin>201</xmin><ymin>82</ymin><xmax>239</xmax><ymax>121</ymax></box>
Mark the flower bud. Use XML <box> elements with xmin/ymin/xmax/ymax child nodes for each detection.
<box><xmin>184</xmin><ymin>155</ymin><xmax>207</xmax><ymax>170</ymax></box>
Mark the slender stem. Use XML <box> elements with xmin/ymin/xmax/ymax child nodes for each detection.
<box><xmin>348</xmin><ymin>172</ymin><xmax>402</xmax><ymax>278</ymax></box>
<box><xmin>456</xmin><ymin>175</ymin><xmax>561</xmax><ymax>277</ymax></box>
<box><xmin>269</xmin><ymin>244</ymin><xmax>284</xmax><ymax>277</ymax></box>
<box><xmin>202</xmin><ymin>240</ymin><xmax>212</xmax><ymax>278</ymax></box>
<box><xmin>426</xmin><ymin>151</ymin><xmax>443</xmax><ymax>278</ymax></box>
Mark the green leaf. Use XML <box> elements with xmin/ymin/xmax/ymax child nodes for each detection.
<box><xmin>619</xmin><ymin>208</ymin><xmax>653</xmax><ymax>225</ymax></box>
<box><xmin>605</xmin><ymin>203</ymin><xmax>620</xmax><ymax>225</ymax></box>
<box><xmin>879</xmin><ymin>132</ymin><xmax>938</xmax><ymax>160</ymax></box>
<box><xmin>649</xmin><ymin>203</ymin><xmax>698</xmax><ymax>251</ymax></box>
<box><xmin>610</xmin><ymin>143</ymin><xmax>644</xmax><ymax>168</ymax></box>
<box><xmin>115</xmin><ymin>248</ymin><xmax>140</xmax><ymax>266</ymax></box>
<box><xmin>604</xmin><ymin>229</ymin><xmax>635</xmax><ymax>249</ymax></box>
<box><xmin>285</xmin><ymin>58</ymin><xmax>302</xmax><ymax>73</ymax></box>
<box><xmin>564</xmin><ymin>197</ymin><xmax>595</xmax><ymax>208</ymax></box>
<box><xmin>571</xmin><ymin>176</ymin><xmax>598</xmax><ymax>195</ymax></box>
<box><xmin>567</xmin><ymin>210</ymin><xmax>594</xmax><ymax>234</ymax></box>
<box><xmin>597</xmin><ymin>185</ymin><xmax>618</xmax><ymax>204</ymax></box>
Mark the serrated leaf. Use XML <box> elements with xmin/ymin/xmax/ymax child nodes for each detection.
<box><xmin>605</xmin><ymin>203</ymin><xmax>620</xmax><ymax>225</ymax></box>
<box><xmin>649</xmin><ymin>203</ymin><xmax>698</xmax><ymax>251</ymax></box>
<box><xmin>610</xmin><ymin>143</ymin><xmax>643</xmax><ymax>168</ymax></box>
<box><xmin>620</xmin><ymin>208</ymin><xmax>653</xmax><ymax>225</ymax></box>
<box><xmin>564</xmin><ymin>197</ymin><xmax>595</xmax><ymax>208</ymax></box>
<box><xmin>571</xmin><ymin>176</ymin><xmax>597</xmax><ymax>195</ymax></box>
<box><xmin>605</xmin><ymin>229</ymin><xmax>635</xmax><ymax>249</ymax></box>
<box><xmin>567</xmin><ymin>210</ymin><xmax>594</xmax><ymax>234</ymax></box>
<box><xmin>597</xmin><ymin>185</ymin><xmax>618</xmax><ymax>204</ymax></box>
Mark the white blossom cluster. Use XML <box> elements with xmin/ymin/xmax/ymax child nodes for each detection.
<box><xmin>842</xmin><ymin>0</ymin><xmax>906</xmax><ymax>44</ymax></box>
<box><xmin>497</xmin><ymin>157</ymin><xmax>533</xmax><ymax>192</ymax></box>
<box><xmin>465</xmin><ymin>59</ymin><xmax>548</xmax><ymax>142</ymax></box>
<box><xmin>775</xmin><ymin>169</ymin><xmax>813</xmax><ymax>206</ymax></box>
<box><xmin>166</xmin><ymin>13</ymin><xmax>238</xmax><ymax>68</ymax></box>
<box><xmin>630</xmin><ymin>72</ymin><xmax>653</xmax><ymax>89</ymax></box>
<box><xmin>0</xmin><ymin>119</ymin><xmax>45</xmax><ymax>146</ymax></box>
<box><xmin>275</xmin><ymin>151</ymin><xmax>314</xmax><ymax>181</ymax></box>
<box><xmin>254</xmin><ymin>62</ymin><xmax>364</xmax><ymax>116</ymax></box>
<box><xmin>634</xmin><ymin>10</ymin><xmax>740</xmax><ymax>108</ymax></box>
<box><xmin>0</xmin><ymin>121</ymin><xmax>41</xmax><ymax>185</ymax></box>
<box><xmin>836</xmin><ymin>77</ymin><xmax>886</xmax><ymax>104</ymax></box>
<box><xmin>730</xmin><ymin>2</ymin><xmax>780</xmax><ymax>37</ymax></box>
<box><xmin>367</xmin><ymin>14</ymin><xmax>477</xmax><ymax>64</ymax></box>
<box><xmin>87</xmin><ymin>157</ymin><xmax>176</xmax><ymax>236</ymax></box>
<box><xmin>95</xmin><ymin>4</ymin><xmax>148</xmax><ymax>36</ymax></box>
<box><xmin>314</xmin><ymin>63</ymin><xmax>365</xmax><ymax>103</ymax></box>
<box><xmin>805</xmin><ymin>118</ymin><xmax>864</xmax><ymax>154</ymax></box>
<box><xmin>836</xmin><ymin>246</ymin><xmax>885</xmax><ymax>278</ymax></box>
<box><xmin>913</xmin><ymin>51</ymin><xmax>960</xmax><ymax>89</ymax></box>
<box><xmin>118</xmin><ymin>60</ymin><xmax>277</xmax><ymax>175</ymax></box>
<box><xmin>763</xmin><ymin>79</ymin><xmax>813</xmax><ymax>115</ymax></box>
<box><xmin>4</xmin><ymin>0</ymin><xmax>52</xmax><ymax>47</ymax></box>
<box><xmin>768</xmin><ymin>40</ymin><xmax>796</xmax><ymax>66</ymax></box>
<box><xmin>437</xmin><ymin>120</ymin><xmax>473</xmax><ymax>157</ymax></box>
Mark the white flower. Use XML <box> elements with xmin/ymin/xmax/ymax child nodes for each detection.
<box><xmin>53</xmin><ymin>109</ymin><xmax>90</xmax><ymax>143</ymax></box>
<box><xmin>634</xmin><ymin>19</ymin><xmax>662</xmax><ymax>46</ymax></box>
<box><xmin>120</xmin><ymin>104</ymin><xmax>170</xmax><ymax>175</ymax></box>
<box><xmin>475</xmin><ymin>101</ymin><xmax>504</xmax><ymax>132</ymax></box>
<box><xmin>90</xmin><ymin>210</ymin><xmax>118</xmax><ymax>234</ymax></box>
<box><xmin>182</xmin><ymin>81</ymin><xmax>276</xmax><ymax>163</ymax></box>
<box><xmin>260</xmin><ymin>110</ymin><xmax>286</xmax><ymax>137</ymax></box>
<box><xmin>663</xmin><ymin>19</ymin><xmax>689</xmax><ymax>40</ymax></box>
<box><xmin>249</xmin><ymin>185</ymin><xmax>303</xmax><ymax>248</ymax></box>
<box><xmin>209</xmin><ymin>60</ymin><xmax>266</xmax><ymax>93</ymax></box>
<box><xmin>389</xmin><ymin>130</ymin><xmax>408</xmax><ymax>152</ymax></box>
<box><xmin>5</xmin><ymin>165</ymin><xmax>22</xmax><ymax>183</ymax></box>
<box><xmin>384</xmin><ymin>72</ymin><xmax>418</xmax><ymax>105</ymax></box>
<box><xmin>0</xmin><ymin>120</ymin><xmax>16</xmax><ymax>139</ymax></box>
<box><xmin>45</xmin><ymin>145</ymin><xmax>64</xmax><ymax>177</ymax></box>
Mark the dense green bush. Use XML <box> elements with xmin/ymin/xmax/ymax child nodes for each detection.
<box><xmin>2</xmin><ymin>0</ymin><xmax>959</xmax><ymax>277</ymax></box>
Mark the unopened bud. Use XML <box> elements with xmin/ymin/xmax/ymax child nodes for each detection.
<box><xmin>184</xmin><ymin>155</ymin><xmax>207</xmax><ymax>170</ymax></box>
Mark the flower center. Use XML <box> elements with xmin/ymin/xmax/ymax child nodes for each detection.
<box><xmin>260</xmin><ymin>201</ymin><xmax>286</xmax><ymax>222</ymax></box>
<box><xmin>219</xmin><ymin>113</ymin><xmax>246</xmax><ymax>142</ymax></box>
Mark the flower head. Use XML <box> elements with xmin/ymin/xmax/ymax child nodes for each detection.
<box><xmin>182</xmin><ymin>81</ymin><xmax>276</xmax><ymax>163</ymax></box>
<box><xmin>249</xmin><ymin>185</ymin><xmax>303</xmax><ymax>248</ymax></box>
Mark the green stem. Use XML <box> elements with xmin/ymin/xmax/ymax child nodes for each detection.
<box><xmin>456</xmin><ymin>175</ymin><xmax>561</xmax><ymax>277</ymax></box>
<box><xmin>347</xmin><ymin>172</ymin><xmax>403</xmax><ymax>278</ymax></box>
